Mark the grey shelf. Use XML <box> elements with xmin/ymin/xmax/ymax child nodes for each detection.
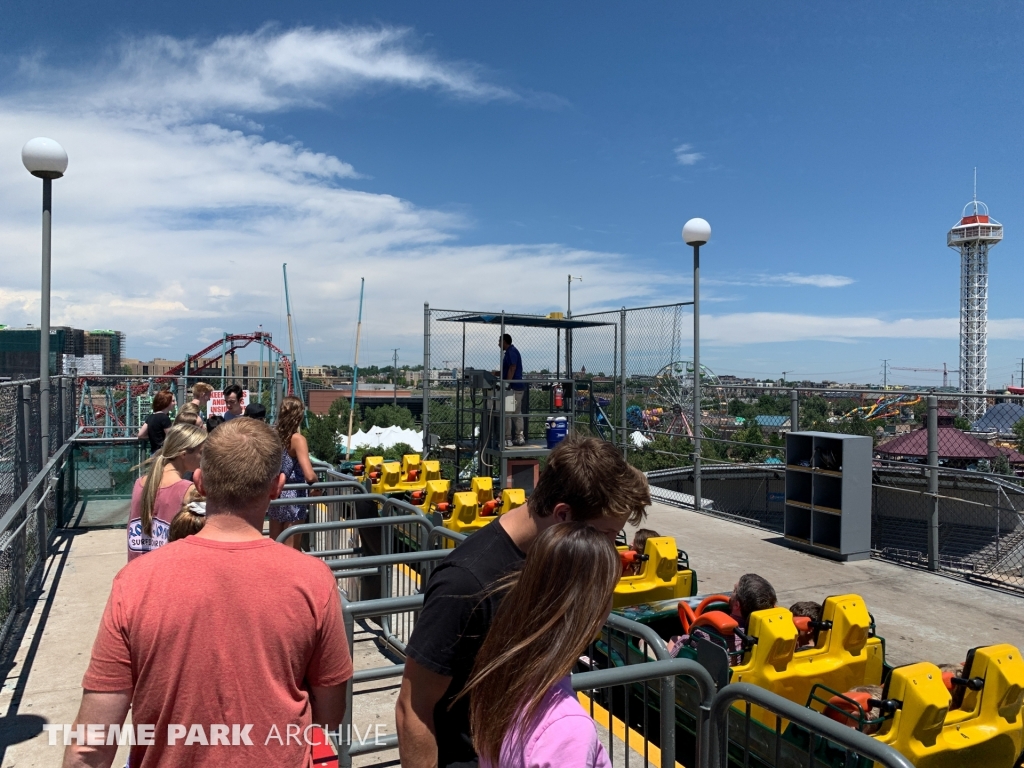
<box><xmin>784</xmin><ymin>432</ymin><xmax>871</xmax><ymax>561</ymax></box>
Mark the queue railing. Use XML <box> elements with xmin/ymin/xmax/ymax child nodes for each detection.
<box><xmin>709</xmin><ymin>682</ymin><xmax>915</xmax><ymax>768</ymax></box>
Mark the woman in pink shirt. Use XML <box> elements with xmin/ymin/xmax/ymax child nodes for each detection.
<box><xmin>461</xmin><ymin>522</ymin><xmax>621</xmax><ymax>768</ymax></box>
<box><xmin>127</xmin><ymin>424</ymin><xmax>206</xmax><ymax>561</ymax></box>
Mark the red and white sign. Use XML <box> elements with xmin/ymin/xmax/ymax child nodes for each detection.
<box><xmin>207</xmin><ymin>390</ymin><xmax>250</xmax><ymax>417</ymax></box>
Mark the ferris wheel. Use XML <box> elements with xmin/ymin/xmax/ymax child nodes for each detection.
<box><xmin>642</xmin><ymin>361</ymin><xmax>725</xmax><ymax>436</ymax></box>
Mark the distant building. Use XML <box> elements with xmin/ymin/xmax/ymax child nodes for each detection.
<box><xmin>753</xmin><ymin>414</ymin><xmax>792</xmax><ymax>434</ymax></box>
<box><xmin>0</xmin><ymin>326</ymin><xmax>124</xmax><ymax>378</ymax></box>
<box><xmin>307</xmin><ymin>386</ymin><xmax>418</xmax><ymax>417</ymax></box>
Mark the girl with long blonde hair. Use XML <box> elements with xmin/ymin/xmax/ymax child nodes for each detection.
<box><xmin>270</xmin><ymin>396</ymin><xmax>318</xmax><ymax>549</ymax></box>
<box><xmin>127</xmin><ymin>424</ymin><xmax>206</xmax><ymax>561</ymax></box>
<box><xmin>461</xmin><ymin>522</ymin><xmax>620</xmax><ymax>768</ymax></box>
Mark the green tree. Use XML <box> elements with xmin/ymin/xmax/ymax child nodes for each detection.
<box><xmin>1013</xmin><ymin>418</ymin><xmax>1024</xmax><ymax>453</ymax></box>
<box><xmin>304</xmin><ymin>413</ymin><xmax>340</xmax><ymax>464</ymax></box>
<box><xmin>626</xmin><ymin>434</ymin><xmax>694</xmax><ymax>473</ymax></box>
<box><xmin>992</xmin><ymin>452</ymin><xmax>1012</xmax><ymax>476</ymax></box>
<box><xmin>953</xmin><ymin>416</ymin><xmax>971</xmax><ymax>432</ymax></box>
<box><xmin>362</xmin><ymin>404</ymin><xmax>416</xmax><ymax>430</ymax></box>
<box><xmin>799</xmin><ymin>396</ymin><xmax>829</xmax><ymax>429</ymax></box>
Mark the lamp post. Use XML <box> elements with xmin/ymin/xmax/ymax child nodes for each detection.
<box><xmin>682</xmin><ymin>218</ymin><xmax>711</xmax><ymax>514</ymax></box>
<box><xmin>22</xmin><ymin>138</ymin><xmax>68</xmax><ymax>467</ymax></box>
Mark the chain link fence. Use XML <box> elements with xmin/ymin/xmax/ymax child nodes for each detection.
<box><xmin>0</xmin><ymin>376</ymin><xmax>78</xmax><ymax>648</ymax></box>
<box><xmin>422</xmin><ymin>303</ymin><xmax>694</xmax><ymax>480</ymax></box>
<box><xmin>635</xmin><ymin>383</ymin><xmax>1024</xmax><ymax>595</ymax></box>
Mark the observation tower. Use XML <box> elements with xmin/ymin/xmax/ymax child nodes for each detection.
<box><xmin>947</xmin><ymin>187</ymin><xmax>1002</xmax><ymax>422</ymax></box>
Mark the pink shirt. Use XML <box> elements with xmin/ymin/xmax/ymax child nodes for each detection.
<box><xmin>484</xmin><ymin>676</ymin><xmax>612</xmax><ymax>768</ymax></box>
<box><xmin>127</xmin><ymin>477</ymin><xmax>193</xmax><ymax>561</ymax></box>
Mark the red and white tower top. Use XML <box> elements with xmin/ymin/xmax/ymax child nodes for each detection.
<box><xmin>948</xmin><ymin>199</ymin><xmax>1003</xmax><ymax>247</ymax></box>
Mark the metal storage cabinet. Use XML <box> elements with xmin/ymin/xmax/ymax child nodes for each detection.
<box><xmin>784</xmin><ymin>432</ymin><xmax>872</xmax><ymax>561</ymax></box>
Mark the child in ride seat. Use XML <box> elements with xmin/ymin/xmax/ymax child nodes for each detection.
<box><xmin>627</xmin><ymin>528</ymin><xmax>660</xmax><ymax>575</ymax></box>
<box><xmin>843</xmin><ymin>685</ymin><xmax>883</xmax><ymax>734</ymax></box>
<box><xmin>728</xmin><ymin>574</ymin><xmax>777</xmax><ymax>662</ymax></box>
<box><xmin>789</xmin><ymin>600</ymin><xmax>822</xmax><ymax>649</ymax></box>
<box><xmin>667</xmin><ymin>573</ymin><xmax>776</xmax><ymax>660</ymax></box>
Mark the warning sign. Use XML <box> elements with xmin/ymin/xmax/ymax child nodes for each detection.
<box><xmin>207</xmin><ymin>390</ymin><xmax>250</xmax><ymax>417</ymax></box>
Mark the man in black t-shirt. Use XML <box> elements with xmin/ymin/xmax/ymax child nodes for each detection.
<box><xmin>396</xmin><ymin>435</ymin><xmax>651</xmax><ymax>767</ymax></box>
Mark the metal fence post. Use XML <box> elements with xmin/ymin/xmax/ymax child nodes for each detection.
<box><xmin>273</xmin><ymin>368</ymin><xmax>284</xmax><ymax>420</ymax></box>
<box><xmin>660</xmin><ymin>675</ymin><xmax>675</xmax><ymax>768</ymax></box>
<box><xmin>927</xmin><ymin>395</ymin><xmax>939</xmax><ymax>571</ymax></box>
<box><xmin>790</xmin><ymin>388</ymin><xmax>799</xmax><ymax>432</ymax></box>
<box><xmin>37</xmin><ymin>488</ymin><xmax>49</xmax><ymax>571</ymax></box>
<box><xmin>177</xmin><ymin>376</ymin><xmax>187</xmax><ymax>410</ymax></box>
<box><xmin>12</xmin><ymin>527</ymin><xmax>26</xmax><ymax>613</ymax></box>
<box><xmin>20</xmin><ymin>385</ymin><xmax>32</xmax><ymax>488</ymax></box>
<box><xmin>620</xmin><ymin>308</ymin><xmax>627</xmax><ymax>460</ymax></box>
<box><xmin>422</xmin><ymin>302</ymin><xmax>431</xmax><ymax>452</ymax></box>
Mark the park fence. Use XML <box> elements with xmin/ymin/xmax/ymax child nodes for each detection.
<box><xmin>636</xmin><ymin>384</ymin><xmax>1024</xmax><ymax>596</ymax></box>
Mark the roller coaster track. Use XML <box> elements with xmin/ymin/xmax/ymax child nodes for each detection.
<box><xmin>77</xmin><ymin>332</ymin><xmax>295</xmax><ymax>432</ymax></box>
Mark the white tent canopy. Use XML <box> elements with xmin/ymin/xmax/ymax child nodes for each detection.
<box><xmin>338</xmin><ymin>426</ymin><xmax>423</xmax><ymax>453</ymax></box>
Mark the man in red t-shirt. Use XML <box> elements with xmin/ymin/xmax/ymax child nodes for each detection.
<box><xmin>64</xmin><ymin>418</ymin><xmax>352</xmax><ymax>768</ymax></box>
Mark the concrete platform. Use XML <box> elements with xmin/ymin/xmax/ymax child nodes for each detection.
<box><xmin>633</xmin><ymin>501</ymin><xmax>1024</xmax><ymax>667</ymax></box>
<box><xmin>5</xmin><ymin>502</ymin><xmax>1021</xmax><ymax>767</ymax></box>
<box><xmin>0</xmin><ymin>528</ymin><xmax>130</xmax><ymax>767</ymax></box>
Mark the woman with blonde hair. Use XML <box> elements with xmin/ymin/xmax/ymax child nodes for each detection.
<box><xmin>271</xmin><ymin>396</ymin><xmax>318</xmax><ymax>549</ymax></box>
<box><xmin>127</xmin><ymin>424</ymin><xmax>206</xmax><ymax>561</ymax></box>
<box><xmin>174</xmin><ymin>402</ymin><xmax>203</xmax><ymax>427</ymax></box>
<box><xmin>461</xmin><ymin>523</ymin><xmax>619</xmax><ymax>768</ymax></box>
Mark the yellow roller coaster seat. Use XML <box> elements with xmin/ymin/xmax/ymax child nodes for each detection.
<box><xmin>423</xmin><ymin>460</ymin><xmax>442</xmax><ymax>481</ymax></box>
<box><xmin>417</xmin><ymin>479</ymin><xmax>450</xmax><ymax>513</ymax></box>
<box><xmin>471</xmin><ymin>476</ymin><xmax>494</xmax><ymax>505</ymax></box>
<box><xmin>612</xmin><ymin>536</ymin><xmax>694</xmax><ymax>609</ymax></box>
<box><xmin>501</xmin><ymin>488</ymin><xmax>526</xmax><ymax>513</ymax></box>
<box><xmin>732</xmin><ymin>595</ymin><xmax>884</xmax><ymax>728</ymax></box>
<box><xmin>362</xmin><ymin>456</ymin><xmax>384</xmax><ymax>483</ymax></box>
<box><xmin>441</xmin><ymin>489</ymin><xmax>497</xmax><ymax>543</ymax></box>
<box><xmin>873</xmin><ymin>645</ymin><xmax>1024</xmax><ymax>768</ymax></box>
<box><xmin>371</xmin><ymin>462</ymin><xmax>402</xmax><ymax>494</ymax></box>
<box><xmin>401</xmin><ymin>454</ymin><xmax>422</xmax><ymax>481</ymax></box>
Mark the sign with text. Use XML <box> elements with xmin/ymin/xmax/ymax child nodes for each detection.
<box><xmin>207</xmin><ymin>390</ymin><xmax>250</xmax><ymax>417</ymax></box>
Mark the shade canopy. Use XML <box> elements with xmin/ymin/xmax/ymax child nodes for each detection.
<box><xmin>440</xmin><ymin>312</ymin><xmax>613</xmax><ymax>329</ymax></box>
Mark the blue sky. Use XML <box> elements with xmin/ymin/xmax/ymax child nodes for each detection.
<box><xmin>1</xmin><ymin>2</ymin><xmax>1022</xmax><ymax>387</ymax></box>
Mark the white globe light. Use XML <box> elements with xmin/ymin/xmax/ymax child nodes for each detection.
<box><xmin>682</xmin><ymin>217</ymin><xmax>711</xmax><ymax>246</ymax></box>
<box><xmin>22</xmin><ymin>137</ymin><xmax>68</xmax><ymax>179</ymax></box>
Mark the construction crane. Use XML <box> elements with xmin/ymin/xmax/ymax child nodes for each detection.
<box><xmin>890</xmin><ymin>363</ymin><xmax>959</xmax><ymax>389</ymax></box>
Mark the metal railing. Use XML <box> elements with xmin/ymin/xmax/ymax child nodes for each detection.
<box><xmin>0</xmin><ymin>428</ymin><xmax>79</xmax><ymax>648</ymax></box>
<box><xmin>709</xmin><ymin>683</ymin><xmax>914</xmax><ymax>768</ymax></box>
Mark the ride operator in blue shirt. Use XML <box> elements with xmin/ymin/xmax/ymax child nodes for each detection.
<box><xmin>500</xmin><ymin>334</ymin><xmax>526</xmax><ymax>446</ymax></box>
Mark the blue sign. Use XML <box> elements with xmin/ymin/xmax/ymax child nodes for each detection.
<box><xmin>767</xmin><ymin>492</ymin><xmax>785</xmax><ymax>503</ymax></box>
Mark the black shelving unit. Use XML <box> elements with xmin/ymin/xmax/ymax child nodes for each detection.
<box><xmin>784</xmin><ymin>432</ymin><xmax>871</xmax><ymax>561</ymax></box>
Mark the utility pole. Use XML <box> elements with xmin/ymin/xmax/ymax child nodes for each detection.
<box><xmin>1020</xmin><ymin>359</ymin><xmax>1024</xmax><ymax>390</ymax></box>
<box><xmin>392</xmin><ymin>348</ymin><xmax>400</xmax><ymax>405</ymax></box>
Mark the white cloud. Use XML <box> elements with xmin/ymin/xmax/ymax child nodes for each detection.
<box><xmin>707</xmin><ymin>273</ymin><xmax>855</xmax><ymax>289</ymax></box>
<box><xmin>13</xmin><ymin>26</ymin><xmax>520</xmax><ymax>118</ymax></box>
<box><xmin>673</xmin><ymin>143</ymin><xmax>704</xmax><ymax>166</ymax></box>
<box><xmin>0</xmin><ymin>28</ymin><xmax>664</xmax><ymax>364</ymax></box>
<box><xmin>762</xmin><ymin>273</ymin><xmax>855</xmax><ymax>288</ymax></box>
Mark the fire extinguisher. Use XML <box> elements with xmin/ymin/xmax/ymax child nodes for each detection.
<box><xmin>553</xmin><ymin>384</ymin><xmax>563</xmax><ymax>409</ymax></box>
